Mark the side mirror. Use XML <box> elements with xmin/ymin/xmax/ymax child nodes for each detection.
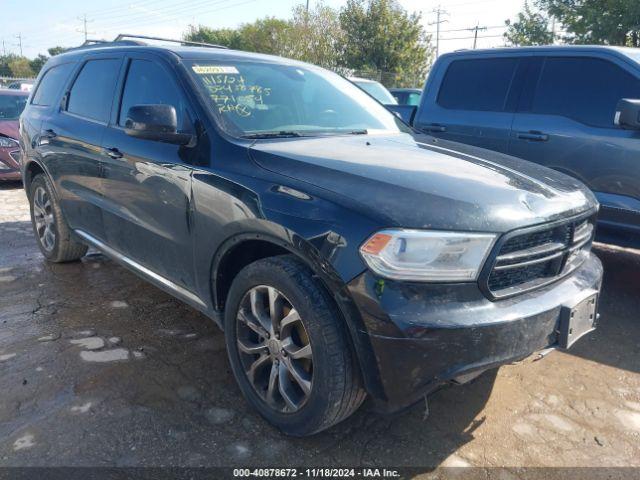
<box><xmin>124</xmin><ymin>104</ymin><xmax>194</xmax><ymax>145</ymax></box>
<box><xmin>385</xmin><ymin>104</ymin><xmax>417</xmax><ymax>126</ymax></box>
<box><xmin>614</xmin><ymin>98</ymin><xmax>640</xmax><ymax>130</ymax></box>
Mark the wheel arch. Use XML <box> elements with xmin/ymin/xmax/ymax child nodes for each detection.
<box><xmin>210</xmin><ymin>231</ymin><xmax>385</xmax><ymax>400</ymax></box>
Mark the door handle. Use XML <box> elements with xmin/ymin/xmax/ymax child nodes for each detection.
<box><xmin>103</xmin><ymin>147</ymin><xmax>123</xmax><ymax>159</ymax></box>
<box><xmin>516</xmin><ymin>131</ymin><xmax>548</xmax><ymax>142</ymax></box>
<box><xmin>38</xmin><ymin>129</ymin><xmax>57</xmax><ymax>146</ymax></box>
<box><xmin>422</xmin><ymin>124</ymin><xmax>447</xmax><ymax>133</ymax></box>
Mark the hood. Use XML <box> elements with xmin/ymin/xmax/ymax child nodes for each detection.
<box><xmin>0</xmin><ymin>120</ymin><xmax>19</xmax><ymax>140</ymax></box>
<box><xmin>248</xmin><ymin>133</ymin><xmax>597</xmax><ymax>232</ymax></box>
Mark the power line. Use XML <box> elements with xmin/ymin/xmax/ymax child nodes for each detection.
<box><xmin>15</xmin><ymin>34</ymin><xmax>22</xmax><ymax>56</ymax></box>
<box><xmin>428</xmin><ymin>5</ymin><xmax>449</xmax><ymax>58</ymax></box>
<box><xmin>77</xmin><ymin>14</ymin><xmax>95</xmax><ymax>42</ymax></box>
<box><xmin>467</xmin><ymin>23</ymin><xmax>488</xmax><ymax>49</ymax></box>
<box><xmin>439</xmin><ymin>33</ymin><xmax>505</xmax><ymax>41</ymax></box>
<box><xmin>426</xmin><ymin>24</ymin><xmax>505</xmax><ymax>34</ymax></box>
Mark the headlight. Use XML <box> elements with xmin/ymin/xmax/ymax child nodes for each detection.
<box><xmin>360</xmin><ymin>229</ymin><xmax>497</xmax><ymax>282</ymax></box>
<box><xmin>0</xmin><ymin>136</ymin><xmax>18</xmax><ymax>148</ymax></box>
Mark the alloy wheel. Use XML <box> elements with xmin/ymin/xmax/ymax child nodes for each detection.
<box><xmin>236</xmin><ymin>285</ymin><xmax>313</xmax><ymax>413</ymax></box>
<box><xmin>33</xmin><ymin>186</ymin><xmax>56</xmax><ymax>252</ymax></box>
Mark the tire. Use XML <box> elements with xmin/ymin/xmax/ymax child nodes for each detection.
<box><xmin>28</xmin><ymin>174</ymin><xmax>88</xmax><ymax>263</ymax></box>
<box><xmin>224</xmin><ymin>254</ymin><xmax>366</xmax><ymax>436</ymax></box>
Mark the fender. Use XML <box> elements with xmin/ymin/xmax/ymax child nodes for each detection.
<box><xmin>210</xmin><ymin>228</ymin><xmax>386</xmax><ymax>400</ymax></box>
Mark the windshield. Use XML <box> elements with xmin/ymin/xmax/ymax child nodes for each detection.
<box><xmin>187</xmin><ymin>61</ymin><xmax>407</xmax><ymax>137</ymax></box>
<box><xmin>0</xmin><ymin>93</ymin><xmax>27</xmax><ymax>120</ymax></box>
<box><xmin>353</xmin><ymin>80</ymin><xmax>397</xmax><ymax>105</ymax></box>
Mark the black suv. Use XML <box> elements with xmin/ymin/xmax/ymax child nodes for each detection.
<box><xmin>20</xmin><ymin>36</ymin><xmax>603</xmax><ymax>436</ymax></box>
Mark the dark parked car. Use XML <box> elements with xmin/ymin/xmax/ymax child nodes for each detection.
<box><xmin>0</xmin><ymin>89</ymin><xmax>28</xmax><ymax>180</ymax></box>
<box><xmin>7</xmin><ymin>80</ymin><xmax>34</xmax><ymax>92</ymax></box>
<box><xmin>389</xmin><ymin>87</ymin><xmax>422</xmax><ymax>106</ymax></box>
<box><xmin>402</xmin><ymin>46</ymin><xmax>640</xmax><ymax>248</ymax></box>
<box><xmin>20</xmin><ymin>37</ymin><xmax>602</xmax><ymax>436</ymax></box>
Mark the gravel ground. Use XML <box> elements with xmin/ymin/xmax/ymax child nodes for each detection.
<box><xmin>0</xmin><ymin>180</ymin><xmax>639</xmax><ymax>475</ymax></box>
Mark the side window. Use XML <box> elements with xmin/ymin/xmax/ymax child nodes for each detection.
<box><xmin>31</xmin><ymin>63</ymin><xmax>74</xmax><ymax>106</ymax></box>
<box><xmin>118</xmin><ymin>59</ymin><xmax>185</xmax><ymax>128</ymax></box>
<box><xmin>437</xmin><ymin>58</ymin><xmax>518</xmax><ymax>111</ymax></box>
<box><xmin>67</xmin><ymin>59</ymin><xmax>120</xmax><ymax>122</ymax></box>
<box><xmin>407</xmin><ymin>93</ymin><xmax>421</xmax><ymax>106</ymax></box>
<box><xmin>531</xmin><ymin>57</ymin><xmax>640</xmax><ymax>128</ymax></box>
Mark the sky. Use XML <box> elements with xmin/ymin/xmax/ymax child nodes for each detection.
<box><xmin>1</xmin><ymin>0</ymin><xmax>526</xmax><ymax>59</ymax></box>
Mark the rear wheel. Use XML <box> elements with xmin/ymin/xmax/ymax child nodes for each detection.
<box><xmin>224</xmin><ymin>255</ymin><xmax>366</xmax><ymax>436</ymax></box>
<box><xmin>28</xmin><ymin>174</ymin><xmax>87</xmax><ymax>262</ymax></box>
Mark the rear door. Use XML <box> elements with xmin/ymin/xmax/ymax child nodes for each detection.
<box><xmin>414</xmin><ymin>55</ymin><xmax>528</xmax><ymax>153</ymax></box>
<box><xmin>100</xmin><ymin>53</ymin><xmax>197</xmax><ymax>290</ymax></box>
<box><xmin>38</xmin><ymin>54</ymin><xmax>123</xmax><ymax>240</ymax></box>
<box><xmin>508</xmin><ymin>53</ymin><xmax>640</xmax><ymax>235</ymax></box>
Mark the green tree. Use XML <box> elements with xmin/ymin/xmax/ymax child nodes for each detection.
<box><xmin>47</xmin><ymin>46</ymin><xmax>68</xmax><ymax>56</ymax></box>
<box><xmin>184</xmin><ymin>19</ymin><xmax>291</xmax><ymax>54</ymax></box>
<box><xmin>8</xmin><ymin>57</ymin><xmax>34</xmax><ymax>78</ymax></box>
<box><xmin>339</xmin><ymin>0</ymin><xmax>432</xmax><ymax>87</ymax></box>
<box><xmin>539</xmin><ymin>0</ymin><xmax>640</xmax><ymax>46</ymax></box>
<box><xmin>505</xmin><ymin>1</ymin><xmax>555</xmax><ymax>46</ymax></box>
<box><xmin>29</xmin><ymin>54</ymin><xmax>49</xmax><ymax>75</ymax></box>
<box><xmin>284</xmin><ymin>2</ymin><xmax>344</xmax><ymax>68</ymax></box>
<box><xmin>238</xmin><ymin>17</ymin><xmax>292</xmax><ymax>55</ymax></box>
<box><xmin>184</xmin><ymin>25</ymin><xmax>247</xmax><ymax>50</ymax></box>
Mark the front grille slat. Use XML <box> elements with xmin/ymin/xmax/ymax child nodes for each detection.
<box><xmin>485</xmin><ymin>215</ymin><xmax>595</xmax><ymax>298</ymax></box>
<box><xmin>493</xmin><ymin>249</ymin><xmax>565</xmax><ymax>271</ymax></box>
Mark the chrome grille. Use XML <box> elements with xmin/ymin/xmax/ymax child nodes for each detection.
<box><xmin>483</xmin><ymin>215</ymin><xmax>595</xmax><ymax>298</ymax></box>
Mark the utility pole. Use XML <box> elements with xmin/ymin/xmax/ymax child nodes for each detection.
<box><xmin>1</xmin><ymin>39</ymin><xmax>6</xmax><ymax>56</ymax></box>
<box><xmin>77</xmin><ymin>14</ymin><xmax>94</xmax><ymax>42</ymax></box>
<box><xmin>15</xmin><ymin>34</ymin><xmax>22</xmax><ymax>56</ymax></box>
<box><xmin>467</xmin><ymin>24</ymin><xmax>487</xmax><ymax>49</ymax></box>
<box><xmin>429</xmin><ymin>6</ymin><xmax>448</xmax><ymax>58</ymax></box>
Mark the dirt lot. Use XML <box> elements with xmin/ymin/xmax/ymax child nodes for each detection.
<box><xmin>1</xmin><ymin>181</ymin><xmax>639</xmax><ymax>474</ymax></box>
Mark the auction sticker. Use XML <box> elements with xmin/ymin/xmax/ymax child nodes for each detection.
<box><xmin>192</xmin><ymin>65</ymin><xmax>240</xmax><ymax>74</ymax></box>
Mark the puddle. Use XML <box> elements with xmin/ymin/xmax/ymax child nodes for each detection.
<box><xmin>38</xmin><ymin>333</ymin><xmax>60</xmax><ymax>342</ymax></box>
<box><xmin>70</xmin><ymin>402</ymin><xmax>92</xmax><ymax>413</ymax></box>
<box><xmin>615</xmin><ymin>409</ymin><xmax>640</xmax><ymax>432</ymax></box>
<box><xmin>13</xmin><ymin>434</ymin><xmax>35</xmax><ymax>451</ymax></box>
<box><xmin>0</xmin><ymin>353</ymin><xmax>16</xmax><ymax>362</ymax></box>
<box><xmin>80</xmin><ymin>348</ymin><xmax>129</xmax><ymax>363</ymax></box>
<box><xmin>109</xmin><ymin>301</ymin><xmax>128</xmax><ymax>308</ymax></box>
<box><xmin>70</xmin><ymin>337</ymin><xmax>105</xmax><ymax>350</ymax></box>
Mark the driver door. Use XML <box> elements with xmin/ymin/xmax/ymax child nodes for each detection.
<box><xmin>100</xmin><ymin>53</ymin><xmax>198</xmax><ymax>290</ymax></box>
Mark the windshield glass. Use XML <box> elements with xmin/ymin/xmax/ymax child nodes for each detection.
<box><xmin>187</xmin><ymin>61</ymin><xmax>407</xmax><ymax>137</ymax></box>
<box><xmin>353</xmin><ymin>80</ymin><xmax>397</xmax><ymax>105</ymax></box>
<box><xmin>0</xmin><ymin>93</ymin><xmax>27</xmax><ymax>120</ymax></box>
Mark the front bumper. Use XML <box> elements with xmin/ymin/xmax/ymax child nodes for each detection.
<box><xmin>348</xmin><ymin>252</ymin><xmax>603</xmax><ymax>412</ymax></box>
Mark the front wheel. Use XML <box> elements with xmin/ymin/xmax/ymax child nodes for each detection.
<box><xmin>224</xmin><ymin>255</ymin><xmax>366</xmax><ymax>436</ymax></box>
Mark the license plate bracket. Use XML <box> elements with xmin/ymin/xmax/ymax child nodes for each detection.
<box><xmin>558</xmin><ymin>290</ymin><xmax>598</xmax><ymax>349</ymax></box>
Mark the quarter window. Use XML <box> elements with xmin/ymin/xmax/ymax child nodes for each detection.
<box><xmin>31</xmin><ymin>63</ymin><xmax>74</xmax><ymax>107</ymax></box>
<box><xmin>67</xmin><ymin>59</ymin><xmax>121</xmax><ymax>122</ymax></box>
<box><xmin>530</xmin><ymin>57</ymin><xmax>640</xmax><ymax>128</ymax></box>
<box><xmin>437</xmin><ymin>58</ymin><xmax>519</xmax><ymax>111</ymax></box>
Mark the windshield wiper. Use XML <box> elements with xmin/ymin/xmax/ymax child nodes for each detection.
<box><xmin>347</xmin><ymin>129</ymin><xmax>368</xmax><ymax>135</ymax></box>
<box><xmin>241</xmin><ymin>131</ymin><xmax>304</xmax><ymax>139</ymax></box>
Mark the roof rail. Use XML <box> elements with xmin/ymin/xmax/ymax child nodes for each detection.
<box><xmin>65</xmin><ymin>38</ymin><xmax>145</xmax><ymax>52</ymax></box>
<box><xmin>114</xmin><ymin>34</ymin><xmax>228</xmax><ymax>49</ymax></box>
